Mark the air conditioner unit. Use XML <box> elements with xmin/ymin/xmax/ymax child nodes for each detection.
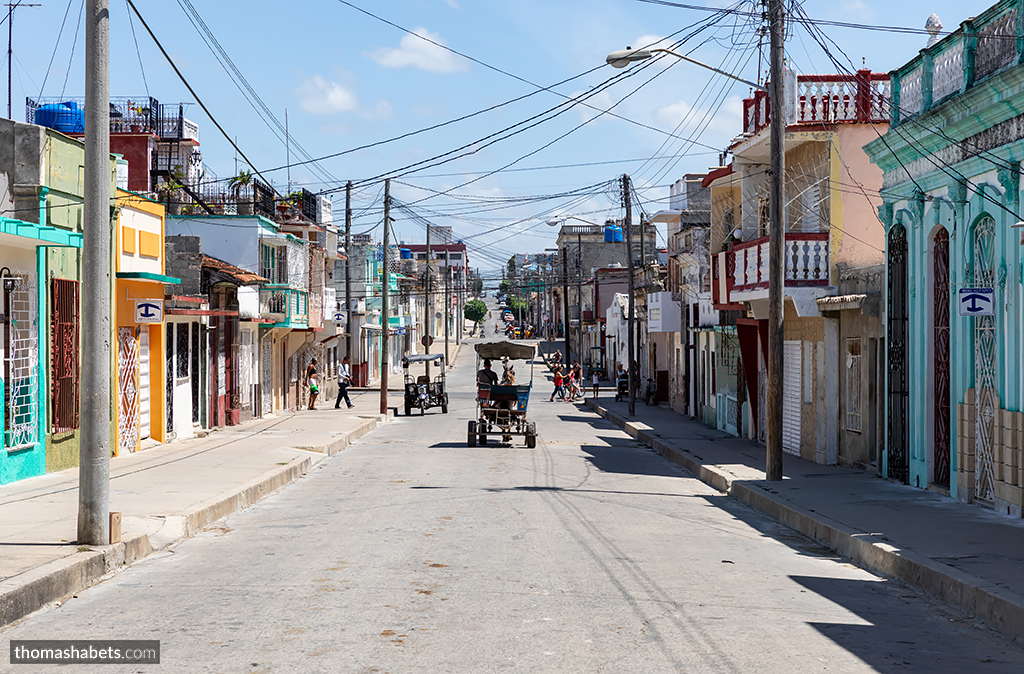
<box><xmin>349</xmin><ymin>298</ymin><xmax>366</xmax><ymax>313</ymax></box>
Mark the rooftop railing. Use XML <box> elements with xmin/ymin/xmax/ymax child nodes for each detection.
<box><xmin>891</xmin><ymin>0</ymin><xmax>1022</xmax><ymax>126</ymax></box>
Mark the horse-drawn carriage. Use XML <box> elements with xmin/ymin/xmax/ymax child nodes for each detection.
<box><xmin>469</xmin><ymin>341</ymin><xmax>537</xmax><ymax>448</ymax></box>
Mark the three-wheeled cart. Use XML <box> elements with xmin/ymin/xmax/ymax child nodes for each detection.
<box><xmin>469</xmin><ymin>341</ymin><xmax>537</xmax><ymax>448</ymax></box>
<box><xmin>401</xmin><ymin>353</ymin><xmax>449</xmax><ymax>416</ymax></box>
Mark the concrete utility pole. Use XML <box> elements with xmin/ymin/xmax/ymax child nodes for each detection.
<box><xmin>380</xmin><ymin>178</ymin><xmax>390</xmax><ymax>416</ymax></box>
<box><xmin>623</xmin><ymin>174</ymin><xmax>636</xmax><ymax>416</ymax></box>
<box><xmin>766</xmin><ymin>0</ymin><xmax>785</xmax><ymax>481</ymax></box>
<box><xmin>78</xmin><ymin>0</ymin><xmax>111</xmax><ymax>546</ymax></box>
<box><xmin>562</xmin><ymin>252</ymin><xmax>571</xmax><ymax>367</ymax></box>
<box><xmin>576</xmin><ymin>230</ymin><xmax>584</xmax><ymax>370</ymax></box>
<box><xmin>345</xmin><ymin>181</ymin><xmax>352</xmax><ymax>362</ymax></box>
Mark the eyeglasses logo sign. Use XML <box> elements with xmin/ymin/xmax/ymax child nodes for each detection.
<box><xmin>958</xmin><ymin>287</ymin><xmax>994</xmax><ymax>317</ymax></box>
<box><xmin>135</xmin><ymin>300</ymin><xmax>164</xmax><ymax>323</ymax></box>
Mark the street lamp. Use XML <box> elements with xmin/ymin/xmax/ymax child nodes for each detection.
<box><xmin>606</xmin><ymin>6</ymin><xmax>785</xmax><ymax>481</ymax></box>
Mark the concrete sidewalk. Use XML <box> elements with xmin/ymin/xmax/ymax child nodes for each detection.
<box><xmin>582</xmin><ymin>395</ymin><xmax>1024</xmax><ymax>643</ymax></box>
<box><xmin>0</xmin><ymin>388</ymin><xmax>397</xmax><ymax>629</ymax></box>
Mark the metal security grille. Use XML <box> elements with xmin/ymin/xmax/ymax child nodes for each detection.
<box><xmin>887</xmin><ymin>223</ymin><xmax>909</xmax><ymax>483</ymax></box>
<box><xmin>117</xmin><ymin>327</ymin><xmax>140</xmax><ymax>453</ymax></box>
<box><xmin>4</xmin><ymin>273</ymin><xmax>38</xmax><ymax>450</ymax></box>
<box><xmin>260</xmin><ymin>332</ymin><xmax>273</xmax><ymax>415</ymax></box>
<box><xmin>933</xmin><ymin>227</ymin><xmax>951</xmax><ymax>487</ymax></box>
<box><xmin>846</xmin><ymin>338</ymin><xmax>862</xmax><ymax>432</ymax></box>
<box><xmin>50</xmin><ymin>278</ymin><xmax>79</xmax><ymax>432</ymax></box>
<box><xmin>239</xmin><ymin>329</ymin><xmax>254</xmax><ymax>409</ymax></box>
<box><xmin>974</xmin><ymin>216</ymin><xmax>997</xmax><ymax>502</ymax></box>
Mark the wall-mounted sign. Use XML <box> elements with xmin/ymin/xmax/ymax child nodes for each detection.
<box><xmin>135</xmin><ymin>300</ymin><xmax>163</xmax><ymax>323</ymax></box>
<box><xmin>958</xmin><ymin>288</ymin><xmax>994</xmax><ymax>316</ymax></box>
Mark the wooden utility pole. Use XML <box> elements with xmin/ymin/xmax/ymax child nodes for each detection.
<box><xmin>623</xmin><ymin>174</ymin><xmax>636</xmax><ymax>416</ymax></box>
<box><xmin>344</xmin><ymin>181</ymin><xmax>352</xmax><ymax>362</ymax></box>
<box><xmin>766</xmin><ymin>0</ymin><xmax>785</xmax><ymax>481</ymax></box>
<box><xmin>576</xmin><ymin>230</ymin><xmax>584</xmax><ymax>370</ymax></box>
<box><xmin>424</xmin><ymin>217</ymin><xmax>431</xmax><ymax>378</ymax></box>
<box><xmin>380</xmin><ymin>179</ymin><xmax>390</xmax><ymax>415</ymax></box>
<box><xmin>444</xmin><ymin>268</ymin><xmax>450</xmax><ymax>365</ymax></box>
<box><xmin>6</xmin><ymin>2</ymin><xmax>40</xmax><ymax>119</ymax></box>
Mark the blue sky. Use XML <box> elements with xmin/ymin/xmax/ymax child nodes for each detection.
<box><xmin>7</xmin><ymin>0</ymin><xmax>976</xmax><ymax>274</ymax></box>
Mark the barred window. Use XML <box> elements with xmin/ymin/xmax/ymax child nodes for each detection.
<box><xmin>50</xmin><ymin>279</ymin><xmax>80</xmax><ymax>432</ymax></box>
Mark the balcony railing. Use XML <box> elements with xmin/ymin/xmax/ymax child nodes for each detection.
<box><xmin>742</xmin><ymin>70</ymin><xmax>890</xmax><ymax>135</ymax></box>
<box><xmin>713</xmin><ymin>233</ymin><xmax>829</xmax><ymax>306</ymax></box>
<box><xmin>259</xmin><ymin>286</ymin><xmax>308</xmax><ymax>326</ymax></box>
<box><xmin>892</xmin><ymin>0</ymin><xmax>1022</xmax><ymax>126</ymax></box>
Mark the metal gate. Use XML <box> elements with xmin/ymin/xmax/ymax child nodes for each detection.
<box><xmin>933</xmin><ymin>227</ymin><xmax>951</xmax><ymax>487</ymax></box>
<box><xmin>139</xmin><ymin>330</ymin><xmax>151</xmax><ymax>440</ymax></box>
<box><xmin>887</xmin><ymin>223</ymin><xmax>909</xmax><ymax>483</ymax></box>
<box><xmin>49</xmin><ymin>278</ymin><xmax>79</xmax><ymax>433</ymax></box>
<box><xmin>117</xmin><ymin>327</ymin><xmax>140</xmax><ymax>453</ymax></box>
<box><xmin>261</xmin><ymin>332</ymin><xmax>273</xmax><ymax>415</ymax></box>
<box><xmin>974</xmin><ymin>216</ymin><xmax>997</xmax><ymax>502</ymax></box>
<box><xmin>239</xmin><ymin>328</ymin><xmax>254</xmax><ymax>413</ymax></box>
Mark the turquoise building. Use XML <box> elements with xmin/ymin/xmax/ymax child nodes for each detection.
<box><xmin>865</xmin><ymin>0</ymin><xmax>1024</xmax><ymax>515</ymax></box>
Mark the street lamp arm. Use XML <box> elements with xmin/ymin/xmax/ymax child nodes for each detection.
<box><xmin>606</xmin><ymin>47</ymin><xmax>767</xmax><ymax>92</ymax></box>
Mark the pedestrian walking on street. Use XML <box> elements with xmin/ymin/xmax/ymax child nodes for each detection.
<box><xmin>305</xmin><ymin>359</ymin><xmax>320</xmax><ymax>410</ymax></box>
<box><xmin>592</xmin><ymin>370</ymin><xmax>599</xmax><ymax>399</ymax></box>
<box><xmin>549</xmin><ymin>367</ymin><xmax>565</xmax><ymax>402</ymax></box>
<box><xmin>335</xmin><ymin>356</ymin><xmax>354</xmax><ymax>409</ymax></box>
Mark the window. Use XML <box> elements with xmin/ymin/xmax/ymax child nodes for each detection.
<box><xmin>801</xmin><ymin>184</ymin><xmax>821</xmax><ymax>232</ymax></box>
<box><xmin>50</xmin><ymin>279</ymin><xmax>80</xmax><ymax>432</ymax></box>
<box><xmin>846</xmin><ymin>338</ymin><xmax>862</xmax><ymax>432</ymax></box>
<box><xmin>757</xmin><ymin>198</ymin><xmax>769</xmax><ymax>238</ymax></box>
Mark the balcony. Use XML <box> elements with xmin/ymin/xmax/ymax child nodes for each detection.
<box><xmin>892</xmin><ymin>1</ymin><xmax>1019</xmax><ymax>126</ymax></box>
<box><xmin>713</xmin><ymin>233</ymin><xmax>829</xmax><ymax>307</ymax></box>
<box><xmin>259</xmin><ymin>285</ymin><xmax>309</xmax><ymax>327</ymax></box>
<box><xmin>742</xmin><ymin>70</ymin><xmax>890</xmax><ymax>135</ymax></box>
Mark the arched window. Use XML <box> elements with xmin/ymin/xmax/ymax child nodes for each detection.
<box><xmin>973</xmin><ymin>216</ymin><xmax>997</xmax><ymax>502</ymax></box>
<box><xmin>933</xmin><ymin>227</ymin><xmax>950</xmax><ymax>487</ymax></box>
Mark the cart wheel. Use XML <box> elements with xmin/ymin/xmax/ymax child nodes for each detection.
<box><xmin>526</xmin><ymin>434</ymin><xmax>536</xmax><ymax>449</ymax></box>
<box><xmin>468</xmin><ymin>421</ymin><xmax>477</xmax><ymax>447</ymax></box>
<box><xmin>526</xmin><ymin>422</ymin><xmax>537</xmax><ymax>448</ymax></box>
<box><xmin>442</xmin><ymin>403</ymin><xmax>449</xmax><ymax>414</ymax></box>
<box><xmin>405</xmin><ymin>401</ymin><xmax>412</xmax><ymax>416</ymax></box>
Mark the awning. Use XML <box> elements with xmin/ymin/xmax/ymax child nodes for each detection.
<box><xmin>474</xmin><ymin>340</ymin><xmax>535</xmax><ymax>360</ymax></box>
<box><xmin>816</xmin><ymin>294</ymin><xmax>867</xmax><ymax>312</ymax></box>
<box><xmin>403</xmin><ymin>353</ymin><xmax>445</xmax><ymax>365</ymax></box>
<box><xmin>116</xmin><ymin>271</ymin><xmax>181</xmax><ymax>285</ymax></box>
<box><xmin>702</xmin><ymin>164</ymin><xmax>734</xmax><ymax>188</ymax></box>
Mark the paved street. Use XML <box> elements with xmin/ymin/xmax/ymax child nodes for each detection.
<box><xmin>3</xmin><ymin>338</ymin><xmax>1024</xmax><ymax>673</ymax></box>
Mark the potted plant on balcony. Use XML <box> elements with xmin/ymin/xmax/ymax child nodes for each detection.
<box><xmin>156</xmin><ymin>176</ymin><xmax>185</xmax><ymax>215</ymax></box>
<box><xmin>228</xmin><ymin>169</ymin><xmax>254</xmax><ymax>215</ymax></box>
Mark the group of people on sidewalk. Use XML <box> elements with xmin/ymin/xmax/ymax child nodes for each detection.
<box><xmin>303</xmin><ymin>357</ymin><xmax>355</xmax><ymax>411</ymax></box>
<box><xmin>548</xmin><ymin>353</ymin><xmax>598</xmax><ymax>402</ymax></box>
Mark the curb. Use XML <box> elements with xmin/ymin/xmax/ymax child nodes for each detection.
<box><xmin>585</xmin><ymin>399</ymin><xmax>1024</xmax><ymax>643</ymax></box>
<box><xmin>0</xmin><ymin>415</ymin><xmax>384</xmax><ymax>630</ymax></box>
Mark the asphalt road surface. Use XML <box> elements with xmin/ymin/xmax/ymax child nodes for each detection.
<box><xmin>3</xmin><ymin>335</ymin><xmax>1024</xmax><ymax>673</ymax></box>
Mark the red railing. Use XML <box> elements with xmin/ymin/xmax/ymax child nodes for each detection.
<box><xmin>742</xmin><ymin>70</ymin><xmax>890</xmax><ymax>135</ymax></box>
<box><xmin>716</xmin><ymin>233</ymin><xmax>830</xmax><ymax>304</ymax></box>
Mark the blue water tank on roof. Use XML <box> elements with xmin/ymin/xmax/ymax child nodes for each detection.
<box><xmin>604</xmin><ymin>225</ymin><xmax>623</xmax><ymax>243</ymax></box>
<box><xmin>399</xmin><ymin>248</ymin><xmax>412</xmax><ymax>259</ymax></box>
<box><xmin>34</xmin><ymin>101</ymin><xmax>85</xmax><ymax>133</ymax></box>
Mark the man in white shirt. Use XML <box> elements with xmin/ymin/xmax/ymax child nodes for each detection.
<box><xmin>335</xmin><ymin>356</ymin><xmax>354</xmax><ymax>409</ymax></box>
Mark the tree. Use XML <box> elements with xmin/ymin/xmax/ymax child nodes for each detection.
<box><xmin>509</xmin><ymin>295</ymin><xmax>531</xmax><ymax>316</ymax></box>
<box><xmin>464</xmin><ymin>298</ymin><xmax>487</xmax><ymax>324</ymax></box>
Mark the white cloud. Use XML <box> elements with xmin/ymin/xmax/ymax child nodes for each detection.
<box><xmin>296</xmin><ymin>75</ymin><xmax>358</xmax><ymax>114</ymax></box>
<box><xmin>442</xmin><ymin>0</ymin><xmax>460</xmax><ymax>7</ymax></box>
<box><xmin>363</xmin><ymin>100</ymin><xmax>394</xmax><ymax>120</ymax></box>
<box><xmin>569</xmin><ymin>88</ymin><xmax>615</xmax><ymax>125</ymax></box>
<box><xmin>655</xmin><ymin>95</ymin><xmax>745</xmax><ymax>139</ymax></box>
<box><xmin>630</xmin><ymin>34</ymin><xmax>674</xmax><ymax>51</ymax></box>
<box><xmin>369</xmin><ymin>27</ymin><xmax>469</xmax><ymax>73</ymax></box>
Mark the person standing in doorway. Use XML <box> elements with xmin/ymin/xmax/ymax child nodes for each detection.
<box><xmin>306</xmin><ymin>358</ymin><xmax>320</xmax><ymax>410</ymax></box>
<box><xmin>592</xmin><ymin>370</ymin><xmax>600</xmax><ymax>399</ymax></box>
<box><xmin>335</xmin><ymin>356</ymin><xmax>354</xmax><ymax>409</ymax></box>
